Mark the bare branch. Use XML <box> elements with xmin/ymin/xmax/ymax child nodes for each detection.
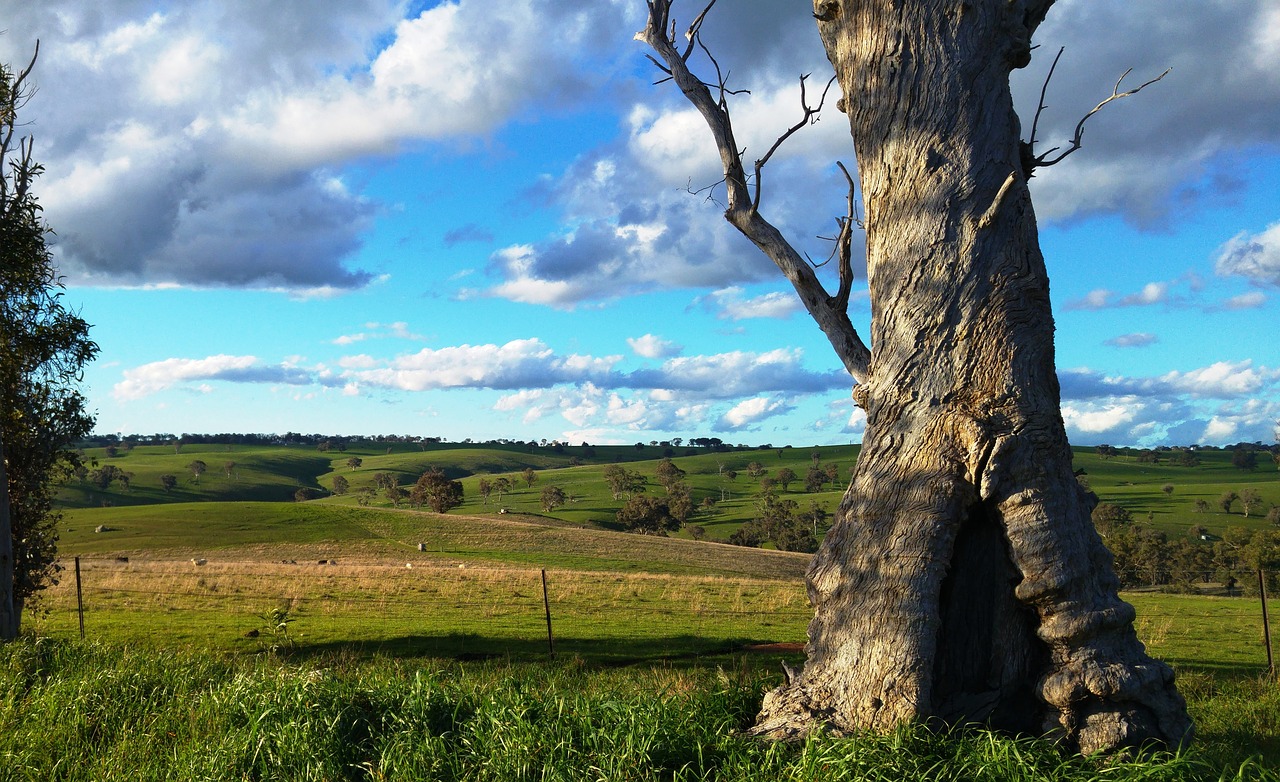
<box><xmin>752</xmin><ymin>74</ymin><xmax>837</xmax><ymax>211</ymax></box>
<box><xmin>682</xmin><ymin>0</ymin><xmax>718</xmax><ymax>61</ymax></box>
<box><xmin>1030</xmin><ymin>63</ymin><xmax>1171</xmax><ymax>170</ymax></box>
<box><xmin>637</xmin><ymin>0</ymin><xmax>870</xmax><ymax>382</ymax></box>
<box><xmin>2</xmin><ymin>41</ymin><xmax>40</xmax><ymax>213</ymax></box>
<box><xmin>831</xmin><ymin>161</ymin><xmax>858</xmax><ymax>313</ymax></box>
<box><xmin>1027</xmin><ymin>46</ymin><xmax>1064</xmax><ymax>156</ymax></box>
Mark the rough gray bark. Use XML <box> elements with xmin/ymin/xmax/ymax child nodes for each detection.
<box><xmin>641</xmin><ymin>0</ymin><xmax>1191</xmax><ymax>754</ymax></box>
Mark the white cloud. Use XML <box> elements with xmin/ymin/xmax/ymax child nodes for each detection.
<box><xmin>700</xmin><ymin>287</ymin><xmax>805</xmax><ymax>320</ymax></box>
<box><xmin>1105</xmin><ymin>333</ymin><xmax>1158</xmax><ymax>348</ymax></box>
<box><xmin>1117</xmin><ymin>282</ymin><xmax>1169</xmax><ymax>307</ymax></box>
<box><xmin>627</xmin><ymin>334</ymin><xmax>682</xmax><ymax>359</ymax></box>
<box><xmin>1215</xmin><ymin>222</ymin><xmax>1280</xmax><ymax>287</ymax></box>
<box><xmin>1221</xmin><ymin>291</ymin><xmax>1267</xmax><ymax>310</ymax></box>
<box><xmin>1</xmin><ymin>0</ymin><xmax>635</xmax><ymax>292</ymax></box>
<box><xmin>349</xmin><ymin>338</ymin><xmax>619</xmax><ymax>392</ymax></box>
<box><xmin>113</xmin><ymin>355</ymin><xmax>315</xmax><ymax>400</ymax></box>
<box><xmin>717</xmin><ymin>396</ymin><xmax>792</xmax><ymax>431</ymax></box>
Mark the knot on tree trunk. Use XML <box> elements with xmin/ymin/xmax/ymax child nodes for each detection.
<box><xmin>813</xmin><ymin>0</ymin><xmax>841</xmax><ymax>23</ymax></box>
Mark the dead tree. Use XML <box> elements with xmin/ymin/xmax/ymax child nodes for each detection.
<box><xmin>639</xmin><ymin>0</ymin><xmax>1190</xmax><ymax>754</ymax></box>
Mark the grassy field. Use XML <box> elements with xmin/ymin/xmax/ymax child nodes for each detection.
<box><xmin>61</xmin><ymin>441</ymin><xmax>1278</xmax><ymax>545</ymax></box>
<box><xmin>2</xmin><ymin>640</ymin><xmax>1277</xmax><ymax>782</ymax></box>
<box><xmin>19</xmin><ymin>439</ymin><xmax>1278</xmax><ymax>777</ymax></box>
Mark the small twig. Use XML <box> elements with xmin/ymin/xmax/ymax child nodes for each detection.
<box><xmin>753</xmin><ymin>73</ymin><xmax>837</xmax><ymax>211</ymax></box>
<box><xmin>1027</xmin><ymin>46</ymin><xmax>1065</xmax><ymax>155</ymax></box>
<box><xmin>831</xmin><ymin>160</ymin><xmax>858</xmax><ymax>311</ymax></box>
<box><xmin>1032</xmin><ymin>64</ymin><xmax>1171</xmax><ymax>170</ymax></box>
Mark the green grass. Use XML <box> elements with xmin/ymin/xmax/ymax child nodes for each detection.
<box><xmin>0</xmin><ymin>640</ymin><xmax>1275</xmax><ymax>781</ymax></box>
<box><xmin>62</xmin><ymin>441</ymin><xmax>1280</xmax><ymax>547</ymax></box>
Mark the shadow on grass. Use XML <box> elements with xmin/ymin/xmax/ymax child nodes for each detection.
<box><xmin>275</xmin><ymin>632</ymin><xmax>805</xmax><ymax>669</ymax></box>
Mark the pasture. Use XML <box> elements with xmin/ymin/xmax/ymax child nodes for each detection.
<box><xmin>10</xmin><ymin>440</ymin><xmax>1277</xmax><ymax>778</ymax></box>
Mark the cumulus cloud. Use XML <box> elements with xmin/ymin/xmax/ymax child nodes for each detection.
<box><xmin>1066</xmin><ymin>281</ymin><xmax>1178</xmax><ymax>310</ymax></box>
<box><xmin>113</xmin><ymin>355</ymin><xmax>316</xmax><ymax>400</ymax></box>
<box><xmin>1214</xmin><ymin>222</ymin><xmax>1280</xmax><ymax>287</ymax></box>
<box><xmin>1013</xmin><ymin>1</ymin><xmax>1280</xmax><ymax>226</ymax></box>
<box><xmin>698</xmin><ymin>287</ymin><xmax>804</xmax><ymax>320</ymax></box>
<box><xmin>1061</xmin><ymin>360</ymin><xmax>1280</xmax><ymax>401</ymax></box>
<box><xmin>716</xmin><ymin>396</ymin><xmax>793</xmax><ymax>431</ymax></box>
<box><xmin>1220</xmin><ymin>291</ymin><xmax>1268</xmax><ymax>310</ymax></box>
<box><xmin>627</xmin><ymin>334</ymin><xmax>682</xmax><ymax>359</ymax></box>
<box><xmin>348</xmin><ymin>339</ymin><xmax>620</xmax><ymax>392</ymax></box>
<box><xmin>1</xmin><ymin>0</ymin><xmax>634</xmax><ymax>291</ymax></box>
<box><xmin>1057</xmin><ymin>361</ymin><xmax>1280</xmax><ymax>445</ymax></box>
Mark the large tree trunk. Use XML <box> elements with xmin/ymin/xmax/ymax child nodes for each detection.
<box><xmin>751</xmin><ymin>0</ymin><xmax>1191</xmax><ymax>754</ymax></box>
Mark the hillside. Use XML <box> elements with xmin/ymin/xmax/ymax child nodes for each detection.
<box><xmin>61</xmin><ymin>440</ymin><xmax>1279</xmax><ymax>547</ymax></box>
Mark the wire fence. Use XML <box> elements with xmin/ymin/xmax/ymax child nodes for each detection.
<box><xmin>28</xmin><ymin>557</ymin><xmax>1278</xmax><ymax>675</ymax></box>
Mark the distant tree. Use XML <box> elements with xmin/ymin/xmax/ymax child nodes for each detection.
<box><xmin>522</xmin><ymin>467</ymin><xmax>538</xmax><ymax>488</ymax></box>
<box><xmin>372</xmin><ymin>472</ymin><xmax>396</xmax><ymax>491</ymax></box>
<box><xmin>603</xmin><ymin>464</ymin><xmax>646</xmax><ymax>499</ymax></box>
<box><xmin>493</xmin><ymin>476</ymin><xmax>513</xmax><ymax>503</ymax></box>
<box><xmin>331</xmin><ymin>475</ymin><xmax>349</xmax><ymax>496</ymax></box>
<box><xmin>616</xmin><ymin>494</ymin><xmax>680</xmax><ymax>535</ymax></box>
<box><xmin>1268</xmin><ymin>506</ymin><xmax>1280</xmax><ymax>527</ymax></box>
<box><xmin>666</xmin><ymin>480</ymin><xmax>695</xmax><ymax>524</ymax></box>
<box><xmin>1175</xmin><ymin>450</ymin><xmax>1200</xmax><ymax>468</ymax></box>
<box><xmin>355</xmin><ymin>487</ymin><xmax>376</xmax><ymax>507</ymax></box>
<box><xmin>1239</xmin><ymin>489</ymin><xmax>1263</xmax><ymax>518</ymax></box>
<box><xmin>87</xmin><ymin>464</ymin><xmax>119</xmax><ymax>491</ymax></box>
<box><xmin>477</xmin><ymin>477</ymin><xmax>493</xmax><ymax>505</ymax></box>
<box><xmin>805</xmin><ymin>501</ymin><xmax>830</xmax><ymax>535</ymax></box>
<box><xmin>187</xmin><ymin>460</ymin><xmax>207</xmax><ymax>483</ymax></box>
<box><xmin>776</xmin><ymin>467</ymin><xmax>797</xmax><ymax>492</ymax></box>
<box><xmin>1090</xmin><ymin>503</ymin><xmax>1132</xmax><ymax>535</ymax></box>
<box><xmin>1161</xmin><ymin>484</ymin><xmax>1174</xmax><ymax>497</ymax></box>
<box><xmin>104</xmin><ymin>445</ymin><xmax>119</xmax><ymax>458</ymax></box>
<box><xmin>540</xmin><ymin>485</ymin><xmax>568</xmax><ymax>512</ymax></box>
<box><xmin>385</xmin><ymin>484</ymin><xmax>406</xmax><ymax>508</ymax></box>
<box><xmin>294</xmin><ymin>487</ymin><xmax>322</xmax><ymax>502</ymax></box>
<box><xmin>1193</xmin><ymin>499</ymin><xmax>1210</xmax><ymax>514</ymax></box>
<box><xmin>804</xmin><ymin>466</ymin><xmax>826</xmax><ymax>493</ymax></box>
<box><xmin>160</xmin><ymin>474</ymin><xmax>178</xmax><ymax>492</ymax></box>
<box><xmin>223</xmin><ymin>460</ymin><xmax>236</xmax><ymax>479</ymax></box>
<box><xmin>746</xmin><ymin>461</ymin><xmax>766</xmax><ymax>478</ymax></box>
<box><xmin>346</xmin><ymin>457</ymin><xmax>363</xmax><ymax>471</ymax></box>
<box><xmin>824</xmin><ymin>463</ymin><xmax>840</xmax><ymax>487</ymax></box>
<box><xmin>316</xmin><ymin>440</ymin><xmax>331</xmax><ymax>452</ymax></box>
<box><xmin>655</xmin><ymin>458</ymin><xmax>686</xmax><ymax>491</ymax></box>
<box><xmin>1219</xmin><ymin>491</ymin><xmax>1239</xmax><ymax>514</ymax></box>
<box><xmin>1232</xmin><ymin>449</ymin><xmax>1258</xmax><ymax>471</ymax></box>
<box><xmin>411</xmin><ymin>469</ymin><xmax>464</xmax><ymax>513</ymax></box>
<box><xmin>1096</xmin><ymin>445</ymin><xmax>1118</xmax><ymax>459</ymax></box>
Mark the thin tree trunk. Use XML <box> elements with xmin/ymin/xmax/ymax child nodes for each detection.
<box><xmin>751</xmin><ymin>0</ymin><xmax>1191</xmax><ymax>753</ymax></box>
<box><xmin>0</xmin><ymin>430</ymin><xmax>17</xmax><ymax>640</ymax></box>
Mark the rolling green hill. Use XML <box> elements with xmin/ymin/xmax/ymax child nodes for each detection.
<box><xmin>60</xmin><ymin>440</ymin><xmax>1278</xmax><ymax>550</ymax></box>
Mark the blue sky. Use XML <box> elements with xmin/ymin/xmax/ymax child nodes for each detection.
<box><xmin>2</xmin><ymin>0</ymin><xmax>1278</xmax><ymax>447</ymax></box>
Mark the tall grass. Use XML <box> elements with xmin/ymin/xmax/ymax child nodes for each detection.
<box><xmin>1</xmin><ymin>639</ymin><xmax>1275</xmax><ymax>781</ymax></box>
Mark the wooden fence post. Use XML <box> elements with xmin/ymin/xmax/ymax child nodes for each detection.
<box><xmin>75</xmin><ymin>556</ymin><xmax>85</xmax><ymax>639</ymax></box>
<box><xmin>1261</xmin><ymin>568</ymin><xmax>1274</xmax><ymax>678</ymax></box>
<box><xmin>541</xmin><ymin>569</ymin><xmax>554</xmax><ymax>659</ymax></box>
